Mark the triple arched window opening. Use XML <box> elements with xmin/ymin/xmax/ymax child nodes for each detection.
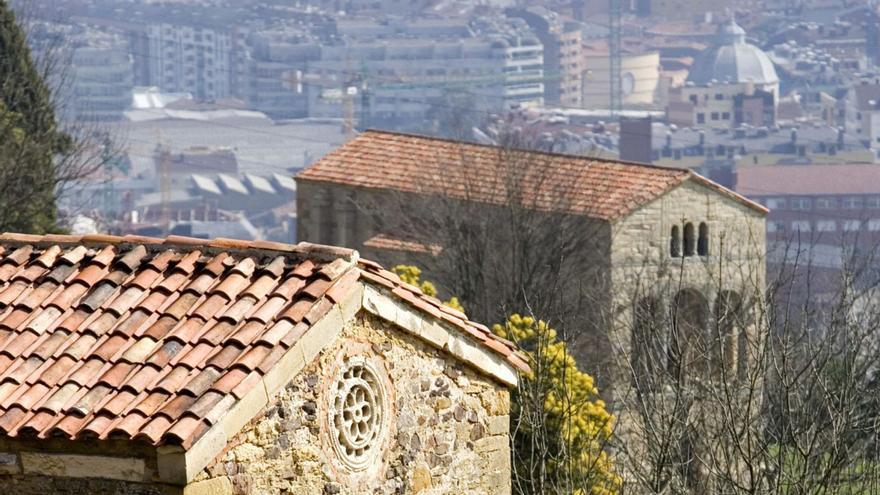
<box><xmin>670</xmin><ymin>222</ymin><xmax>709</xmax><ymax>258</ymax></box>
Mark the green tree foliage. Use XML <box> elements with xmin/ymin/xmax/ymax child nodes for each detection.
<box><xmin>392</xmin><ymin>265</ymin><xmax>619</xmax><ymax>495</ymax></box>
<box><xmin>0</xmin><ymin>0</ymin><xmax>68</xmax><ymax>233</ymax></box>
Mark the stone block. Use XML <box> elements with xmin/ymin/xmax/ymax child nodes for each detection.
<box><xmin>21</xmin><ymin>452</ymin><xmax>146</xmax><ymax>482</ymax></box>
<box><xmin>446</xmin><ymin>333</ymin><xmax>518</xmax><ymax>387</ymax></box>
<box><xmin>338</xmin><ymin>282</ymin><xmax>364</xmax><ymax>321</ymax></box>
<box><xmin>222</xmin><ymin>377</ymin><xmax>269</xmax><ymax>443</ymax></box>
<box><xmin>474</xmin><ymin>435</ymin><xmax>509</xmax><ymax>454</ymax></box>
<box><xmin>181</xmin><ymin>423</ymin><xmax>228</xmax><ymax>484</ymax></box>
<box><xmin>263</xmin><ymin>346</ymin><xmax>307</xmax><ymax>398</ymax></box>
<box><xmin>412</xmin><ymin>464</ymin><xmax>432</xmax><ymax>493</ymax></box>
<box><xmin>184</xmin><ymin>476</ymin><xmax>234</xmax><ymax>495</ymax></box>
<box><xmin>299</xmin><ymin>304</ymin><xmax>344</xmax><ymax>364</ymax></box>
<box><xmin>0</xmin><ymin>452</ymin><xmax>19</xmax><ymax>474</ymax></box>
<box><xmin>486</xmin><ymin>415</ymin><xmax>509</xmax><ymax>436</ymax></box>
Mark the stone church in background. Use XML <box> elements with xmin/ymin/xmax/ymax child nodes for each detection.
<box><xmin>0</xmin><ymin>234</ymin><xmax>526</xmax><ymax>494</ymax></box>
<box><xmin>296</xmin><ymin>130</ymin><xmax>767</xmax><ymax>399</ymax></box>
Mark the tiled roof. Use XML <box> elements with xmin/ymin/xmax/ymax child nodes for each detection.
<box><xmin>362</xmin><ymin>234</ymin><xmax>443</xmax><ymax>256</ymax></box>
<box><xmin>0</xmin><ymin>233</ymin><xmax>526</xmax><ymax>451</ymax></box>
<box><xmin>297</xmin><ymin>130</ymin><xmax>765</xmax><ymax>220</ymax></box>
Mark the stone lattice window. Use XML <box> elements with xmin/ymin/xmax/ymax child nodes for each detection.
<box><xmin>329</xmin><ymin>358</ymin><xmax>387</xmax><ymax>470</ymax></box>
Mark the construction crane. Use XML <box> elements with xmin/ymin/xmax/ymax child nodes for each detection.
<box><xmin>155</xmin><ymin>130</ymin><xmax>172</xmax><ymax>235</ymax></box>
<box><xmin>609</xmin><ymin>0</ymin><xmax>623</xmax><ymax>117</ymax></box>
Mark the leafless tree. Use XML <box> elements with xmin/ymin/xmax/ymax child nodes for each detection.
<box><xmin>354</xmin><ymin>127</ymin><xmax>612</xmax><ymax>350</ymax></box>
<box><xmin>614</xmin><ymin>232</ymin><xmax>880</xmax><ymax>495</ymax></box>
<box><xmin>346</xmin><ymin>124</ymin><xmax>880</xmax><ymax>494</ymax></box>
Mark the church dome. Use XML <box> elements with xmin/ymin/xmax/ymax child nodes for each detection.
<box><xmin>686</xmin><ymin>20</ymin><xmax>779</xmax><ymax>86</ymax></box>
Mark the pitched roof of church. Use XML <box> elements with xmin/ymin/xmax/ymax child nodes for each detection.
<box><xmin>0</xmin><ymin>233</ymin><xmax>525</xmax><ymax>452</ymax></box>
<box><xmin>296</xmin><ymin>130</ymin><xmax>766</xmax><ymax>220</ymax></box>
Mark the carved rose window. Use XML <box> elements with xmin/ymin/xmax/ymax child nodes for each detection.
<box><xmin>329</xmin><ymin>358</ymin><xmax>386</xmax><ymax>470</ymax></box>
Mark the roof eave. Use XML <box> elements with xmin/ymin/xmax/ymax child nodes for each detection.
<box><xmin>687</xmin><ymin>172</ymin><xmax>769</xmax><ymax>215</ymax></box>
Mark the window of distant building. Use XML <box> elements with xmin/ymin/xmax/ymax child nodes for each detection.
<box><xmin>790</xmin><ymin>198</ymin><xmax>812</xmax><ymax>210</ymax></box>
<box><xmin>868</xmin><ymin>197</ymin><xmax>880</xmax><ymax>209</ymax></box>
<box><xmin>689</xmin><ymin>95</ymin><xmax>698</xmax><ymax>105</ymax></box>
<box><xmin>697</xmin><ymin>113</ymin><xmax>705</xmax><ymax>124</ymax></box>
<box><xmin>711</xmin><ymin>112</ymin><xmax>720</xmax><ymax>121</ymax></box>
<box><xmin>792</xmin><ymin>220</ymin><xmax>811</xmax><ymax>232</ymax></box>
<box><xmin>722</xmin><ymin>112</ymin><xmax>731</xmax><ymax>120</ymax></box>
<box><xmin>816</xmin><ymin>197</ymin><xmax>837</xmax><ymax>209</ymax></box>
<box><xmin>767</xmin><ymin>221</ymin><xmax>785</xmax><ymax>233</ymax></box>
<box><xmin>842</xmin><ymin>197</ymin><xmax>864</xmax><ymax>209</ymax></box>
<box><xmin>765</xmin><ymin>198</ymin><xmax>786</xmax><ymax>210</ymax></box>
<box><xmin>715</xmin><ymin>93</ymin><xmax>724</xmax><ymax>100</ymax></box>
<box><xmin>816</xmin><ymin>220</ymin><xmax>837</xmax><ymax>232</ymax></box>
<box><xmin>843</xmin><ymin>220</ymin><xmax>863</xmax><ymax>231</ymax></box>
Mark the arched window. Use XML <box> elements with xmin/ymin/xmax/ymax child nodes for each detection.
<box><xmin>712</xmin><ymin>291</ymin><xmax>742</xmax><ymax>378</ymax></box>
<box><xmin>683</xmin><ymin>223</ymin><xmax>696</xmax><ymax>257</ymax></box>
<box><xmin>632</xmin><ymin>297</ymin><xmax>664</xmax><ymax>391</ymax></box>
<box><xmin>670</xmin><ymin>226</ymin><xmax>681</xmax><ymax>257</ymax></box>
<box><xmin>670</xmin><ymin>289</ymin><xmax>709</xmax><ymax>381</ymax></box>
<box><xmin>697</xmin><ymin>222</ymin><xmax>709</xmax><ymax>256</ymax></box>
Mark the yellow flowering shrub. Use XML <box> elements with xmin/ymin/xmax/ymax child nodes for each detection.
<box><xmin>495</xmin><ymin>314</ymin><xmax>620</xmax><ymax>495</ymax></box>
<box><xmin>390</xmin><ymin>266</ymin><xmax>618</xmax><ymax>494</ymax></box>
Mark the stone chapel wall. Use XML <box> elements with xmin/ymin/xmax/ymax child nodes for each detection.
<box><xmin>194</xmin><ymin>312</ymin><xmax>512</xmax><ymax>495</ymax></box>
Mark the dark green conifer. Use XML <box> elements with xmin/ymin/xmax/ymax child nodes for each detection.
<box><xmin>0</xmin><ymin>0</ymin><xmax>68</xmax><ymax>233</ymax></box>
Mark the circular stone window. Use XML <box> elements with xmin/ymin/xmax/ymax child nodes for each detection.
<box><xmin>328</xmin><ymin>357</ymin><xmax>388</xmax><ymax>470</ymax></box>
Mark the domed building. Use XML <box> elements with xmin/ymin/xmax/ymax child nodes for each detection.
<box><xmin>687</xmin><ymin>20</ymin><xmax>779</xmax><ymax>95</ymax></box>
<box><xmin>667</xmin><ymin>20</ymin><xmax>779</xmax><ymax>129</ymax></box>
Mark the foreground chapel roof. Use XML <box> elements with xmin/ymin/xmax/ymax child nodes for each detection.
<box><xmin>296</xmin><ymin>130</ymin><xmax>766</xmax><ymax>220</ymax></box>
<box><xmin>0</xmin><ymin>233</ymin><xmax>526</xmax><ymax>458</ymax></box>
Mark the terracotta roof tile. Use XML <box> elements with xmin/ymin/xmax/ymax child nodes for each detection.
<box><xmin>297</xmin><ymin>130</ymin><xmax>765</xmax><ymax>220</ymax></box>
<box><xmin>249</xmin><ymin>296</ymin><xmax>288</xmax><ymax>324</ymax></box>
<box><xmin>0</xmin><ymin>233</ymin><xmax>525</xmax><ymax>452</ymax></box>
<box><xmin>199</xmin><ymin>320</ymin><xmax>236</xmax><ymax>346</ymax></box>
<box><xmin>206</xmin><ymin>343</ymin><xmax>244</xmax><ymax>369</ymax></box>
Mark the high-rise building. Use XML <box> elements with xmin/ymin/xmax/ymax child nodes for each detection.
<box><xmin>147</xmin><ymin>23</ymin><xmax>231</xmax><ymax>100</ymax></box>
<box><xmin>71</xmin><ymin>38</ymin><xmax>134</xmax><ymax>122</ymax></box>
<box><xmin>507</xmin><ymin>7</ymin><xmax>584</xmax><ymax>107</ymax></box>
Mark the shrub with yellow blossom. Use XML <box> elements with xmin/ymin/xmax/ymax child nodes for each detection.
<box><xmin>391</xmin><ymin>266</ymin><xmax>618</xmax><ymax>494</ymax></box>
<box><xmin>495</xmin><ymin>314</ymin><xmax>620</xmax><ymax>495</ymax></box>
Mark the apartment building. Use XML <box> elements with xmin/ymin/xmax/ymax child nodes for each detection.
<box><xmin>507</xmin><ymin>7</ymin><xmax>584</xmax><ymax>107</ymax></box>
<box><xmin>147</xmin><ymin>23</ymin><xmax>231</xmax><ymax>100</ymax></box>
<box><xmin>70</xmin><ymin>31</ymin><xmax>134</xmax><ymax>121</ymax></box>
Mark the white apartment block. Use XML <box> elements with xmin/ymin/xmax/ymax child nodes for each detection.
<box><xmin>71</xmin><ymin>34</ymin><xmax>134</xmax><ymax>122</ymax></box>
<box><xmin>147</xmin><ymin>23</ymin><xmax>231</xmax><ymax>100</ymax></box>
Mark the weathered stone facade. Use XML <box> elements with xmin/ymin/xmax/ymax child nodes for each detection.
<box><xmin>604</xmin><ymin>179</ymin><xmax>767</xmax><ymax>397</ymax></box>
<box><xmin>194</xmin><ymin>313</ymin><xmax>511</xmax><ymax>495</ymax></box>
